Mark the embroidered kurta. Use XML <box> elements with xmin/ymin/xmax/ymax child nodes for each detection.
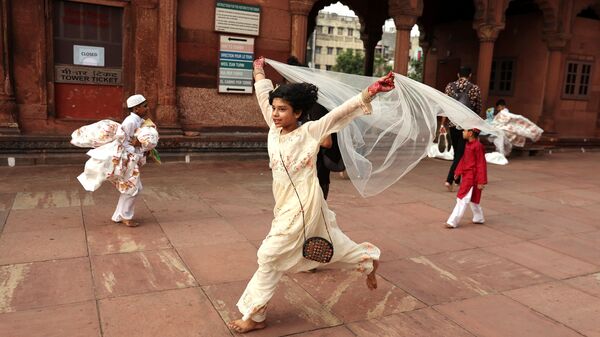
<box><xmin>236</xmin><ymin>79</ymin><xmax>381</xmax><ymax>322</ymax></box>
<box><xmin>455</xmin><ymin>139</ymin><xmax>487</xmax><ymax>204</ymax></box>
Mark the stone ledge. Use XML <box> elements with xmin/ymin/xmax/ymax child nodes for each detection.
<box><xmin>0</xmin><ymin>132</ymin><xmax>268</xmax><ymax>154</ymax></box>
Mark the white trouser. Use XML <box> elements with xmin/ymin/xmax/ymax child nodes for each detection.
<box><xmin>111</xmin><ymin>180</ymin><xmax>142</xmax><ymax>222</ymax></box>
<box><xmin>446</xmin><ymin>187</ymin><xmax>484</xmax><ymax>227</ymax></box>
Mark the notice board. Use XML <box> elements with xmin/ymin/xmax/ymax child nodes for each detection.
<box><xmin>218</xmin><ymin>35</ymin><xmax>254</xmax><ymax>94</ymax></box>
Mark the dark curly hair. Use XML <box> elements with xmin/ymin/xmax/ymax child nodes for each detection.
<box><xmin>268</xmin><ymin>83</ymin><xmax>319</xmax><ymax>120</ymax></box>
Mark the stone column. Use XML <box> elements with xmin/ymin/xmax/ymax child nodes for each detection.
<box><xmin>390</xmin><ymin>15</ymin><xmax>415</xmax><ymax>75</ymax></box>
<box><xmin>361</xmin><ymin>32</ymin><xmax>380</xmax><ymax>76</ymax></box>
<box><xmin>539</xmin><ymin>32</ymin><xmax>569</xmax><ymax>133</ymax></box>
<box><xmin>0</xmin><ymin>0</ymin><xmax>19</xmax><ymax>134</ymax></box>
<box><xmin>475</xmin><ymin>24</ymin><xmax>502</xmax><ymax>112</ymax></box>
<box><xmin>289</xmin><ymin>1</ymin><xmax>313</xmax><ymax>64</ymax></box>
<box><xmin>156</xmin><ymin>0</ymin><xmax>181</xmax><ymax>134</ymax></box>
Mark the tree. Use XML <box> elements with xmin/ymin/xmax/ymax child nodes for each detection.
<box><xmin>333</xmin><ymin>49</ymin><xmax>364</xmax><ymax>75</ymax></box>
<box><xmin>374</xmin><ymin>55</ymin><xmax>393</xmax><ymax>77</ymax></box>
<box><xmin>408</xmin><ymin>58</ymin><xmax>424</xmax><ymax>82</ymax></box>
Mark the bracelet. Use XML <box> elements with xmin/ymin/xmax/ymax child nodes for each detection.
<box><xmin>361</xmin><ymin>89</ymin><xmax>374</xmax><ymax>103</ymax></box>
<box><xmin>253</xmin><ymin>68</ymin><xmax>265</xmax><ymax>77</ymax></box>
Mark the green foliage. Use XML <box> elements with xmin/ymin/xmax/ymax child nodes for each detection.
<box><xmin>408</xmin><ymin>58</ymin><xmax>424</xmax><ymax>82</ymax></box>
<box><xmin>333</xmin><ymin>49</ymin><xmax>364</xmax><ymax>75</ymax></box>
<box><xmin>374</xmin><ymin>55</ymin><xmax>393</xmax><ymax>77</ymax></box>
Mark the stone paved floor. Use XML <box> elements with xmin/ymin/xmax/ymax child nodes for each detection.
<box><xmin>0</xmin><ymin>152</ymin><xmax>599</xmax><ymax>337</ymax></box>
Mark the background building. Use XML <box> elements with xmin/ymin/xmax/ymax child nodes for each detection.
<box><xmin>307</xmin><ymin>12</ymin><xmax>364</xmax><ymax>70</ymax></box>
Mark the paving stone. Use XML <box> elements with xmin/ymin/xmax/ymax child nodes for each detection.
<box><xmin>144</xmin><ymin>198</ymin><xmax>220</xmax><ymax>223</ymax></box>
<box><xmin>203</xmin><ymin>276</ymin><xmax>342</xmax><ymax>336</ymax></box>
<box><xmin>435</xmin><ymin>294</ymin><xmax>584</xmax><ymax>337</ymax></box>
<box><xmin>0</xmin><ymin>301</ymin><xmax>100</xmax><ymax>337</ymax></box>
<box><xmin>377</xmin><ymin>258</ymin><xmax>490</xmax><ymax>305</ymax></box>
<box><xmin>99</xmin><ymin>287</ymin><xmax>231</xmax><ymax>337</ymax></box>
<box><xmin>159</xmin><ymin>217</ymin><xmax>247</xmax><ymax>248</ymax></box>
<box><xmin>0</xmin><ymin>193</ymin><xmax>15</xmax><ymax>211</ymax></box>
<box><xmin>564</xmin><ymin>273</ymin><xmax>600</xmax><ymax>298</ymax></box>
<box><xmin>347</xmin><ymin>307</ymin><xmax>475</xmax><ymax>337</ymax></box>
<box><xmin>177</xmin><ymin>241</ymin><xmax>258</xmax><ymax>285</ymax></box>
<box><xmin>484</xmin><ymin>241</ymin><xmax>599</xmax><ymax>279</ymax></box>
<box><xmin>427</xmin><ymin>249</ymin><xmax>551</xmax><ymax>292</ymax></box>
<box><xmin>289</xmin><ymin>325</ymin><xmax>356</xmax><ymax>337</ymax></box>
<box><xmin>87</xmin><ymin>223</ymin><xmax>171</xmax><ymax>255</ymax></box>
<box><xmin>0</xmin><ymin>228</ymin><xmax>87</xmax><ymax>265</ymax></box>
<box><xmin>91</xmin><ymin>249</ymin><xmax>196</xmax><ymax>299</ymax></box>
<box><xmin>343</xmin><ymin>229</ymin><xmax>420</xmax><ymax>262</ymax></box>
<box><xmin>0</xmin><ymin>258</ymin><xmax>94</xmax><ymax>313</ymax></box>
<box><xmin>534</xmin><ymin>232</ymin><xmax>600</xmax><ymax>266</ymax></box>
<box><xmin>505</xmin><ymin>282</ymin><xmax>600</xmax><ymax>337</ymax></box>
<box><xmin>3</xmin><ymin>206</ymin><xmax>83</xmax><ymax>233</ymax></box>
<box><xmin>291</xmin><ymin>268</ymin><xmax>425</xmax><ymax>322</ymax></box>
<box><xmin>12</xmin><ymin>190</ymin><xmax>83</xmax><ymax>209</ymax></box>
<box><xmin>223</xmin><ymin>213</ymin><xmax>272</xmax><ymax>241</ymax></box>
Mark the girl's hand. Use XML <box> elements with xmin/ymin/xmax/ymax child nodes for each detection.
<box><xmin>477</xmin><ymin>184</ymin><xmax>485</xmax><ymax>190</ymax></box>
<box><xmin>253</xmin><ymin>57</ymin><xmax>265</xmax><ymax>70</ymax></box>
<box><xmin>368</xmin><ymin>72</ymin><xmax>395</xmax><ymax>96</ymax></box>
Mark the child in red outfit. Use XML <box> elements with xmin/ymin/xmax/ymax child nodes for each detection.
<box><xmin>446</xmin><ymin>128</ymin><xmax>488</xmax><ymax>228</ymax></box>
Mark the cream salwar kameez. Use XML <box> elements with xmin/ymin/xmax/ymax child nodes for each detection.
<box><xmin>236</xmin><ymin>79</ymin><xmax>381</xmax><ymax>322</ymax></box>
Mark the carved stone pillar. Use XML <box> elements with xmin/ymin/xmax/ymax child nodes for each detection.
<box><xmin>361</xmin><ymin>31</ymin><xmax>381</xmax><ymax>76</ymax></box>
<box><xmin>539</xmin><ymin>32</ymin><xmax>570</xmax><ymax>133</ymax></box>
<box><xmin>156</xmin><ymin>0</ymin><xmax>181</xmax><ymax>134</ymax></box>
<box><xmin>390</xmin><ymin>14</ymin><xmax>416</xmax><ymax>75</ymax></box>
<box><xmin>475</xmin><ymin>23</ymin><xmax>503</xmax><ymax>112</ymax></box>
<box><xmin>0</xmin><ymin>0</ymin><xmax>19</xmax><ymax>134</ymax></box>
<box><xmin>289</xmin><ymin>0</ymin><xmax>313</xmax><ymax>64</ymax></box>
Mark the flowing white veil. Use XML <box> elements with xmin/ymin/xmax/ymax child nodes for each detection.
<box><xmin>265</xmin><ymin>58</ymin><xmax>503</xmax><ymax>197</ymax></box>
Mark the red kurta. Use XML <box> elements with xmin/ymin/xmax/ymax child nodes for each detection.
<box><xmin>455</xmin><ymin>138</ymin><xmax>487</xmax><ymax>204</ymax></box>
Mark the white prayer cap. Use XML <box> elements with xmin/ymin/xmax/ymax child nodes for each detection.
<box><xmin>126</xmin><ymin>94</ymin><xmax>146</xmax><ymax>108</ymax></box>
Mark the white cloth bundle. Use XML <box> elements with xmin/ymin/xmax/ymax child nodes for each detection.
<box><xmin>70</xmin><ymin>119</ymin><xmax>122</xmax><ymax>148</ymax></box>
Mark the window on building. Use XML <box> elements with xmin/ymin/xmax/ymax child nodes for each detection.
<box><xmin>315</xmin><ymin>46</ymin><xmax>322</xmax><ymax>54</ymax></box>
<box><xmin>489</xmin><ymin>59</ymin><xmax>515</xmax><ymax>95</ymax></box>
<box><xmin>53</xmin><ymin>1</ymin><xmax>123</xmax><ymax>67</ymax></box>
<box><xmin>326</xmin><ymin>65</ymin><xmax>332</xmax><ymax>70</ymax></box>
<box><xmin>327</xmin><ymin>47</ymin><xmax>334</xmax><ymax>55</ymax></box>
<box><xmin>328</xmin><ymin>26</ymin><xmax>334</xmax><ymax>34</ymax></box>
<box><xmin>337</xmin><ymin>27</ymin><xmax>344</xmax><ymax>35</ymax></box>
<box><xmin>316</xmin><ymin>25</ymin><xmax>323</xmax><ymax>34</ymax></box>
<box><xmin>563</xmin><ymin>61</ymin><xmax>592</xmax><ymax>99</ymax></box>
<box><xmin>348</xmin><ymin>28</ymin><xmax>354</xmax><ymax>37</ymax></box>
<box><xmin>336</xmin><ymin>47</ymin><xmax>343</xmax><ymax>54</ymax></box>
<box><xmin>315</xmin><ymin>64</ymin><xmax>321</xmax><ymax>69</ymax></box>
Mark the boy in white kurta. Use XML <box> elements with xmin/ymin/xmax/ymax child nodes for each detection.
<box><xmin>228</xmin><ymin>58</ymin><xmax>394</xmax><ymax>333</ymax></box>
<box><xmin>111</xmin><ymin>94</ymin><xmax>149</xmax><ymax>226</ymax></box>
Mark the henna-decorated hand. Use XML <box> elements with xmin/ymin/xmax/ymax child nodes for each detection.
<box><xmin>253</xmin><ymin>57</ymin><xmax>265</xmax><ymax>70</ymax></box>
<box><xmin>368</xmin><ymin>72</ymin><xmax>395</xmax><ymax>96</ymax></box>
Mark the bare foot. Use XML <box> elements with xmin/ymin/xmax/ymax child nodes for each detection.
<box><xmin>444</xmin><ymin>182</ymin><xmax>453</xmax><ymax>192</ymax></box>
<box><xmin>228</xmin><ymin>319</ymin><xmax>266</xmax><ymax>334</ymax></box>
<box><xmin>121</xmin><ymin>220</ymin><xmax>139</xmax><ymax>227</ymax></box>
<box><xmin>366</xmin><ymin>260</ymin><xmax>379</xmax><ymax>290</ymax></box>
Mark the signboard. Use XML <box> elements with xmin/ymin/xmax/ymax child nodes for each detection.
<box><xmin>54</xmin><ymin>65</ymin><xmax>122</xmax><ymax>86</ymax></box>
<box><xmin>218</xmin><ymin>35</ymin><xmax>254</xmax><ymax>94</ymax></box>
<box><xmin>215</xmin><ymin>1</ymin><xmax>260</xmax><ymax>36</ymax></box>
<box><xmin>73</xmin><ymin>45</ymin><xmax>105</xmax><ymax>67</ymax></box>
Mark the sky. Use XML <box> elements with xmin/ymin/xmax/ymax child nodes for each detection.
<box><xmin>321</xmin><ymin>2</ymin><xmax>420</xmax><ymax>36</ymax></box>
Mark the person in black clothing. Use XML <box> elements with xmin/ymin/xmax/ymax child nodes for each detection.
<box><xmin>439</xmin><ymin>66</ymin><xmax>482</xmax><ymax>191</ymax></box>
<box><xmin>287</xmin><ymin>56</ymin><xmax>344</xmax><ymax>199</ymax></box>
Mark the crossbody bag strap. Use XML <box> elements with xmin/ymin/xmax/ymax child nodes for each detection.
<box><xmin>278</xmin><ymin>143</ymin><xmax>332</xmax><ymax>243</ymax></box>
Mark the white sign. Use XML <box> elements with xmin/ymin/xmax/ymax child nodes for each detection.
<box><xmin>73</xmin><ymin>45</ymin><xmax>105</xmax><ymax>67</ymax></box>
<box><xmin>215</xmin><ymin>1</ymin><xmax>260</xmax><ymax>36</ymax></box>
<box><xmin>218</xmin><ymin>35</ymin><xmax>254</xmax><ymax>94</ymax></box>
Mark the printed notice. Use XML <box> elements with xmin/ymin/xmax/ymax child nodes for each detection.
<box><xmin>218</xmin><ymin>35</ymin><xmax>254</xmax><ymax>94</ymax></box>
<box><xmin>55</xmin><ymin>65</ymin><xmax>122</xmax><ymax>86</ymax></box>
<box><xmin>215</xmin><ymin>1</ymin><xmax>260</xmax><ymax>36</ymax></box>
